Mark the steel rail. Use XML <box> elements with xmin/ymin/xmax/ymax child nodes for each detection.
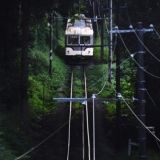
<box><xmin>67</xmin><ymin>66</ymin><xmax>73</xmax><ymax>160</ymax></box>
<box><xmin>66</xmin><ymin>65</ymin><xmax>91</xmax><ymax>160</ymax></box>
<box><xmin>83</xmin><ymin>66</ymin><xmax>91</xmax><ymax>160</ymax></box>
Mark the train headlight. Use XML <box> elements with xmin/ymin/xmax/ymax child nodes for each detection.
<box><xmin>69</xmin><ymin>29</ymin><xmax>73</xmax><ymax>32</ymax></box>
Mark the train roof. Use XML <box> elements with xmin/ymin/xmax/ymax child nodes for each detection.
<box><xmin>66</xmin><ymin>14</ymin><xmax>93</xmax><ymax>30</ymax></box>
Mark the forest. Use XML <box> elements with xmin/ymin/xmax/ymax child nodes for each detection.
<box><xmin>0</xmin><ymin>0</ymin><xmax>160</xmax><ymax>159</ymax></box>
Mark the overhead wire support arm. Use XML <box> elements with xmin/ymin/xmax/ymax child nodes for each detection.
<box><xmin>53</xmin><ymin>97</ymin><xmax>133</xmax><ymax>102</ymax></box>
<box><xmin>109</xmin><ymin>26</ymin><xmax>153</xmax><ymax>34</ymax></box>
<box><xmin>65</xmin><ymin>44</ymin><xmax>110</xmax><ymax>47</ymax></box>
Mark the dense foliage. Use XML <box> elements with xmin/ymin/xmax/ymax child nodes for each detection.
<box><xmin>0</xmin><ymin>0</ymin><xmax>160</xmax><ymax>159</ymax></box>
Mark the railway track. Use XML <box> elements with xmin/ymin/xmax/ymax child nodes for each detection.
<box><xmin>67</xmin><ymin>65</ymin><xmax>91</xmax><ymax>160</ymax></box>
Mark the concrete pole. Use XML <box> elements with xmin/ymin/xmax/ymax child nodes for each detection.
<box><xmin>136</xmin><ymin>22</ymin><xmax>147</xmax><ymax>160</ymax></box>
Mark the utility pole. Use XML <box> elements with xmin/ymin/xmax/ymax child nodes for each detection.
<box><xmin>108</xmin><ymin>0</ymin><xmax>113</xmax><ymax>81</ymax></box>
<box><xmin>49</xmin><ymin>12</ymin><xmax>53</xmax><ymax>76</ymax></box>
<box><xmin>115</xmin><ymin>0</ymin><xmax>121</xmax><ymax>150</ymax></box>
<box><xmin>55</xmin><ymin>13</ymin><xmax>59</xmax><ymax>44</ymax></box>
<box><xmin>136</xmin><ymin>22</ymin><xmax>147</xmax><ymax>160</ymax></box>
<box><xmin>110</xmin><ymin>21</ymin><xmax>153</xmax><ymax>159</ymax></box>
<box><xmin>101</xmin><ymin>6</ymin><xmax>104</xmax><ymax>62</ymax></box>
<box><xmin>93</xmin><ymin>0</ymin><xmax>97</xmax><ymax>38</ymax></box>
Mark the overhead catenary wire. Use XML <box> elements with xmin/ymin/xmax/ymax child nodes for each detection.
<box><xmin>90</xmin><ymin>72</ymin><xmax>160</xmax><ymax>147</ymax></box>
<box><xmin>123</xmin><ymin>1</ymin><xmax>160</xmax><ymax>62</ymax></box>
<box><xmin>133</xmin><ymin>28</ymin><xmax>160</xmax><ymax>62</ymax></box>
<box><xmin>14</xmin><ymin>111</ymin><xmax>80</xmax><ymax>160</ymax></box>
<box><xmin>104</xmin><ymin>5</ymin><xmax>160</xmax><ymax>147</ymax></box>
<box><xmin>109</xmin><ymin>82</ymin><xmax>160</xmax><ymax>144</ymax></box>
<box><xmin>155</xmin><ymin>138</ymin><xmax>160</xmax><ymax>150</ymax></box>
<box><xmin>116</xmin><ymin>52</ymin><xmax>136</xmax><ymax>69</ymax></box>
<box><xmin>122</xmin><ymin>94</ymin><xmax>160</xmax><ymax>143</ymax></box>
<box><xmin>15</xmin><ymin>3</ymin><xmax>160</xmax><ymax>160</ymax></box>
<box><xmin>125</xmin><ymin>0</ymin><xmax>160</xmax><ymax>45</ymax></box>
<box><xmin>152</xmin><ymin>25</ymin><xmax>160</xmax><ymax>38</ymax></box>
<box><xmin>118</xmin><ymin>31</ymin><xmax>160</xmax><ymax>79</ymax></box>
<box><xmin>145</xmin><ymin>89</ymin><xmax>157</xmax><ymax>107</ymax></box>
<box><xmin>124</xmin><ymin>1</ymin><xmax>132</xmax><ymax>25</ymax></box>
<box><xmin>88</xmin><ymin>52</ymin><xmax>136</xmax><ymax>94</ymax></box>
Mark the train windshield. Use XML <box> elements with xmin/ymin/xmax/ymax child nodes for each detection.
<box><xmin>73</xmin><ymin>21</ymin><xmax>86</xmax><ymax>27</ymax></box>
<box><xmin>80</xmin><ymin>36</ymin><xmax>90</xmax><ymax>44</ymax></box>
<box><xmin>68</xmin><ymin>35</ymin><xmax>78</xmax><ymax>44</ymax></box>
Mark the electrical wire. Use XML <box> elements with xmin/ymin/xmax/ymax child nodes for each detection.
<box><xmin>116</xmin><ymin>53</ymin><xmax>136</xmax><ymax>69</ymax></box>
<box><xmin>14</xmin><ymin>111</ymin><xmax>80</xmax><ymax>160</ymax></box>
<box><xmin>153</xmin><ymin>26</ymin><xmax>160</xmax><ymax>38</ymax></box>
<box><xmin>125</xmin><ymin>1</ymin><xmax>132</xmax><ymax>25</ymax></box>
<box><xmin>145</xmin><ymin>89</ymin><xmax>157</xmax><ymax>107</ymax></box>
<box><xmin>95</xmin><ymin>76</ymin><xmax>108</xmax><ymax>95</ymax></box>
<box><xmin>133</xmin><ymin>30</ymin><xmax>160</xmax><ymax>62</ymax></box>
<box><xmin>124</xmin><ymin>1</ymin><xmax>160</xmax><ymax>63</ymax></box>
<box><xmin>88</xmin><ymin>66</ymin><xmax>109</xmax><ymax>96</ymax></box>
<box><xmin>88</xmin><ymin>75</ymin><xmax>106</xmax><ymax>89</ymax></box>
<box><xmin>121</xmin><ymin>94</ymin><xmax>160</xmax><ymax>143</ymax></box>
<box><xmin>88</xmin><ymin>52</ymin><xmax>135</xmax><ymax>94</ymax></box>
<box><xmin>109</xmin><ymin>82</ymin><xmax>160</xmax><ymax>144</ymax></box>
<box><xmin>155</xmin><ymin>138</ymin><xmax>160</xmax><ymax>150</ymax></box>
<box><xmin>114</xmin><ymin>2</ymin><xmax>160</xmax><ymax>147</ymax></box>
<box><xmin>118</xmin><ymin>31</ymin><xmax>160</xmax><ymax>79</ymax></box>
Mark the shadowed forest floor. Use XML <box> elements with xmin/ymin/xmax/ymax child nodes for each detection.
<box><xmin>30</xmin><ymin>104</ymin><xmax>116</xmax><ymax>160</ymax></box>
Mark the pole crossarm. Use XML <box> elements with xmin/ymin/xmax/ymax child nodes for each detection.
<box><xmin>65</xmin><ymin>44</ymin><xmax>109</xmax><ymax>47</ymax></box>
<box><xmin>53</xmin><ymin>16</ymin><xmax>107</xmax><ymax>21</ymax></box>
<box><xmin>53</xmin><ymin>97</ymin><xmax>133</xmax><ymax>102</ymax></box>
<box><xmin>109</xmin><ymin>27</ymin><xmax>153</xmax><ymax>34</ymax></box>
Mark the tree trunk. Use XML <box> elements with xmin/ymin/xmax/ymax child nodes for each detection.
<box><xmin>20</xmin><ymin>0</ymin><xmax>30</xmax><ymax>131</ymax></box>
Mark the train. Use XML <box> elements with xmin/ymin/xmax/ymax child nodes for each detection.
<box><xmin>65</xmin><ymin>14</ymin><xmax>94</xmax><ymax>64</ymax></box>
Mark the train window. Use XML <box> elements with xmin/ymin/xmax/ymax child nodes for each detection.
<box><xmin>73</xmin><ymin>21</ymin><xmax>86</xmax><ymax>27</ymax></box>
<box><xmin>68</xmin><ymin>35</ymin><xmax>78</xmax><ymax>44</ymax></box>
<box><xmin>80</xmin><ymin>36</ymin><xmax>90</xmax><ymax>44</ymax></box>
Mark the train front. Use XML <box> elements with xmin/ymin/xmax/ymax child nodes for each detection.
<box><xmin>65</xmin><ymin>14</ymin><xmax>94</xmax><ymax>64</ymax></box>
